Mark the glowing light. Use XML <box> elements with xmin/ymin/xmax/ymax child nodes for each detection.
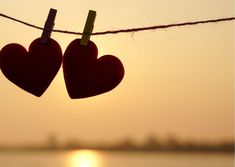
<box><xmin>67</xmin><ymin>150</ymin><xmax>102</xmax><ymax>167</ymax></box>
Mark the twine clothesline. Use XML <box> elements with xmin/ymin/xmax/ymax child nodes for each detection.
<box><xmin>0</xmin><ymin>12</ymin><xmax>234</xmax><ymax>36</ymax></box>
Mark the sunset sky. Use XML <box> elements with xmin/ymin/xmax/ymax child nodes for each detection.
<box><xmin>0</xmin><ymin>0</ymin><xmax>234</xmax><ymax>145</ymax></box>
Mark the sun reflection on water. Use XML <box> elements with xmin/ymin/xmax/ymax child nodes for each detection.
<box><xmin>67</xmin><ymin>150</ymin><xmax>102</xmax><ymax>167</ymax></box>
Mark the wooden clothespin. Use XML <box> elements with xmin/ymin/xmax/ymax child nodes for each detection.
<box><xmin>80</xmin><ymin>10</ymin><xmax>96</xmax><ymax>46</ymax></box>
<box><xmin>40</xmin><ymin>8</ymin><xmax>57</xmax><ymax>44</ymax></box>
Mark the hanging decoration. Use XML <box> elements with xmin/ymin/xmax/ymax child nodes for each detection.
<box><xmin>0</xmin><ymin>9</ymin><xmax>62</xmax><ymax>97</ymax></box>
<box><xmin>0</xmin><ymin>9</ymin><xmax>125</xmax><ymax>99</ymax></box>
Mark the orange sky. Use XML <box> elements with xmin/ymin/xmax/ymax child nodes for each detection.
<box><xmin>0</xmin><ymin>0</ymin><xmax>234</xmax><ymax>145</ymax></box>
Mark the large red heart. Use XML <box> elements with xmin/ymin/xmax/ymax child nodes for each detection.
<box><xmin>0</xmin><ymin>38</ymin><xmax>62</xmax><ymax>97</ymax></box>
<box><xmin>63</xmin><ymin>39</ymin><xmax>124</xmax><ymax>99</ymax></box>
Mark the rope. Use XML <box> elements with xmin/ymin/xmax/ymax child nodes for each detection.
<box><xmin>0</xmin><ymin>12</ymin><xmax>234</xmax><ymax>36</ymax></box>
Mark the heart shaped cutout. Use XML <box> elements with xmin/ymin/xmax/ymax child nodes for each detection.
<box><xmin>63</xmin><ymin>39</ymin><xmax>124</xmax><ymax>99</ymax></box>
<box><xmin>0</xmin><ymin>38</ymin><xmax>62</xmax><ymax>97</ymax></box>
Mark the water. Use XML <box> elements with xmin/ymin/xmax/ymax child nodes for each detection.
<box><xmin>0</xmin><ymin>150</ymin><xmax>233</xmax><ymax>167</ymax></box>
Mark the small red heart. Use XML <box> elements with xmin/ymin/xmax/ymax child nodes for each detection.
<box><xmin>63</xmin><ymin>39</ymin><xmax>124</xmax><ymax>99</ymax></box>
<box><xmin>0</xmin><ymin>38</ymin><xmax>62</xmax><ymax>97</ymax></box>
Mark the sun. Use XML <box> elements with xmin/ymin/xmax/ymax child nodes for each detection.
<box><xmin>67</xmin><ymin>150</ymin><xmax>102</xmax><ymax>167</ymax></box>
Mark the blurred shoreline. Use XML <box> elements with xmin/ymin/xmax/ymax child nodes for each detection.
<box><xmin>0</xmin><ymin>136</ymin><xmax>233</xmax><ymax>154</ymax></box>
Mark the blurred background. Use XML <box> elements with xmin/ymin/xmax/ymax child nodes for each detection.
<box><xmin>0</xmin><ymin>0</ymin><xmax>234</xmax><ymax>167</ymax></box>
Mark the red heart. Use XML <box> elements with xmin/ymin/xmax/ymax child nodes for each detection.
<box><xmin>63</xmin><ymin>39</ymin><xmax>124</xmax><ymax>99</ymax></box>
<box><xmin>0</xmin><ymin>38</ymin><xmax>62</xmax><ymax>97</ymax></box>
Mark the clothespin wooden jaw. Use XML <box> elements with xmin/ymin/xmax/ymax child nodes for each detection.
<box><xmin>80</xmin><ymin>10</ymin><xmax>96</xmax><ymax>46</ymax></box>
<box><xmin>40</xmin><ymin>8</ymin><xmax>57</xmax><ymax>44</ymax></box>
